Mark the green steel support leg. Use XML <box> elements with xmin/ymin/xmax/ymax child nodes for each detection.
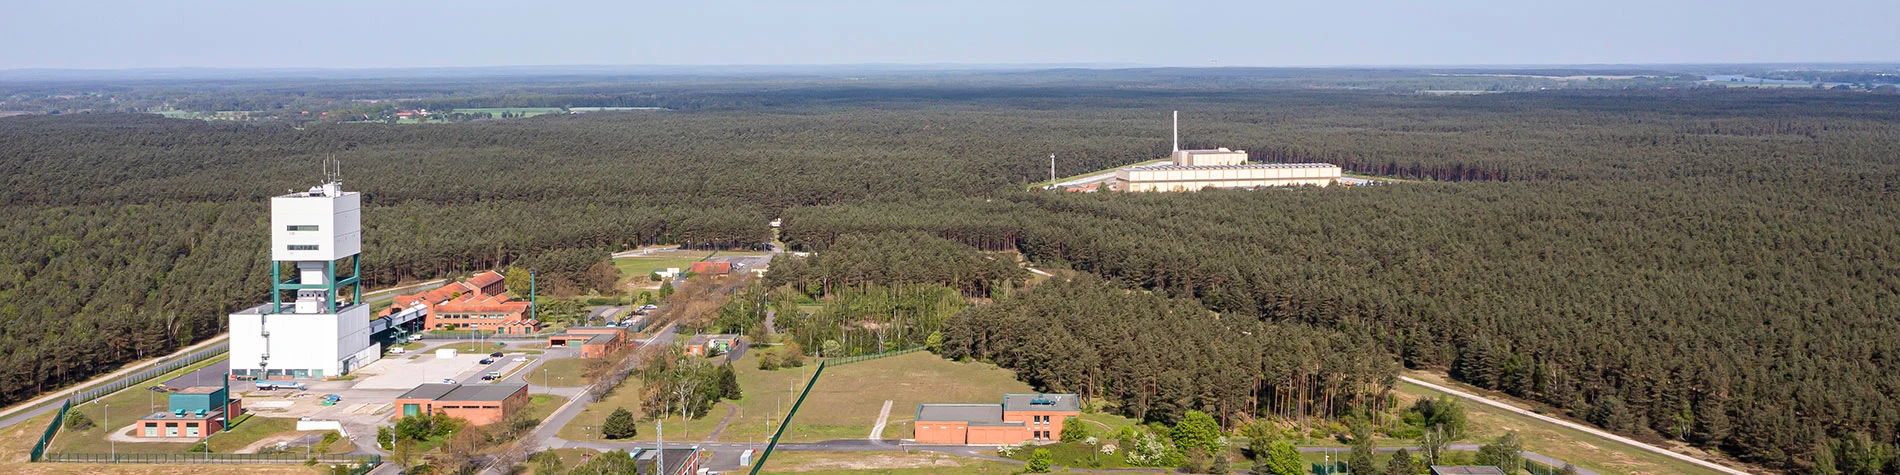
<box><xmin>270</xmin><ymin>263</ymin><xmax>282</xmax><ymax>314</ymax></box>
<box><xmin>352</xmin><ymin>255</ymin><xmax>362</xmax><ymax>306</ymax></box>
<box><xmin>328</xmin><ymin>258</ymin><xmax>340</xmax><ymax>313</ymax></box>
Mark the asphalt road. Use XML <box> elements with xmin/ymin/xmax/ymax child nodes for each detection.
<box><xmin>0</xmin><ymin>334</ymin><xmax>230</xmax><ymax>430</ymax></box>
<box><xmin>1403</xmin><ymin>375</ymin><xmax>1746</xmax><ymax>475</ymax></box>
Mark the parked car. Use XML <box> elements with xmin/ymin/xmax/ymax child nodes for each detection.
<box><xmin>489</xmin><ymin>352</ymin><xmax>504</xmax><ymax>358</ymax></box>
<box><xmin>513</xmin><ymin>356</ymin><xmax>529</xmax><ymax>362</ymax></box>
<box><xmin>481</xmin><ymin>372</ymin><xmax>500</xmax><ymax>381</ymax></box>
<box><xmin>479</xmin><ymin>358</ymin><xmax>495</xmax><ymax>364</ymax></box>
<box><xmin>441</xmin><ymin>378</ymin><xmax>456</xmax><ymax>384</ymax></box>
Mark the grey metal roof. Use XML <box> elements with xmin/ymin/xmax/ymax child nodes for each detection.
<box><xmin>397</xmin><ymin>383</ymin><xmax>457</xmax><ymax>401</ymax></box>
<box><xmin>138</xmin><ymin>410</ymin><xmax>223</xmax><ymax>421</ymax></box>
<box><xmin>588</xmin><ymin>334</ymin><xmax>617</xmax><ymax>344</ymax></box>
<box><xmin>1002</xmin><ymin>393</ymin><xmax>1080</xmax><ymax>413</ymax></box>
<box><xmin>441</xmin><ymin>383</ymin><xmax>528</xmax><ymax>402</ymax></box>
<box><xmin>917</xmin><ymin>404</ymin><xmax>1012</xmax><ymax>426</ymax></box>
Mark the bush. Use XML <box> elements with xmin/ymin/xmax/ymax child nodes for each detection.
<box><xmin>757</xmin><ymin>351</ymin><xmax>780</xmax><ymax>370</ymax></box>
<box><xmin>377</xmin><ymin>426</ymin><xmax>394</xmax><ymax>450</ymax></box>
<box><xmin>1027</xmin><ymin>448</ymin><xmax>1054</xmax><ymax>473</ymax></box>
<box><xmin>63</xmin><ymin>411</ymin><xmax>95</xmax><ymax>430</ymax></box>
<box><xmin>1060</xmin><ymin>416</ymin><xmax>1090</xmax><ymax>442</ymax></box>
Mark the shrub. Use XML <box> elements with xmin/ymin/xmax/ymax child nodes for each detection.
<box><xmin>1027</xmin><ymin>448</ymin><xmax>1054</xmax><ymax>473</ymax></box>
<box><xmin>63</xmin><ymin>411</ymin><xmax>95</xmax><ymax>430</ymax></box>
<box><xmin>758</xmin><ymin>351</ymin><xmax>780</xmax><ymax>370</ymax></box>
<box><xmin>1060</xmin><ymin>416</ymin><xmax>1090</xmax><ymax>442</ymax></box>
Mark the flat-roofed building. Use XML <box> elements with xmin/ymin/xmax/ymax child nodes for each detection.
<box><xmin>685</xmin><ymin>334</ymin><xmax>740</xmax><ymax>357</ymax></box>
<box><xmin>549</xmin><ymin>326</ymin><xmax>631</xmax><ymax>358</ymax></box>
<box><xmin>914</xmin><ymin>393</ymin><xmax>1081</xmax><ymax>445</ymax></box>
<box><xmin>1115</xmin><ymin>162</ymin><xmax>1343</xmax><ymax>191</ymax></box>
<box><xmin>135</xmin><ymin>385</ymin><xmax>243</xmax><ymax>439</ymax></box>
<box><xmin>394</xmin><ymin>383</ymin><xmax>529</xmax><ymax>425</ymax></box>
<box><xmin>1111</xmin><ymin>113</ymin><xmax>1342</xmax><ymax>192</ymax></box>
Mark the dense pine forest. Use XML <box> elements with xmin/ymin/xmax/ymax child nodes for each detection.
<box><xmin>4</xmin><ymin>79</ymin><xmax>1899</xmax><ymax>471</ymax></box>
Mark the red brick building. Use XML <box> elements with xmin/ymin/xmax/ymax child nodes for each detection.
<box><xmin>394</xmin><ymin>383</ymin><xmax>530</xmax><ymax>426</ymax></box>
<box><xmin>135</xmin><ymin>386</ymin><xmax>244</xmax><ymax>439</ymax></box>
<box><xmin>549</xmin><ymin>326</ymin><xmax>632</xmax><ymax>358</ymax></box>
<box><xmin>685</xmin><ymin>334</ymin><xmax>739</xmax><ymax>357</ymax></box>
<box><xmin>913</xmin><ymin>393</ymin><xmax>1080</xmax><ymax>445</ymax></box>
<box><xmin>387</xmin><ymin>271</ymin><xmax>539</xmax><ymax>335</ymax></box>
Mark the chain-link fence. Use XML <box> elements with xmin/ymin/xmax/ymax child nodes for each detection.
<box><xmin>27</xmin><ymin>400</ymin><xmax>69</xmax><ymax>462</ymax></box>
<box><xmin>40</xmin><ymin>452</ymin><xmax>381</xmax><ymax>465</ymax></box>
<box><xmin>825</xmin><ymin>346</ymin><xmax>923</xmax><ymax>366</ymax></box>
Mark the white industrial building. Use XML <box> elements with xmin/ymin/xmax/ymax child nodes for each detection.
<box><xmin>1112</xmin><ymin>112</ymin><xmax>1342</xmax><ymax>192</ymax></box>
<box><xmin>229</xmin><ymin>176</ymin><xmax>379</xmax><ymax>380</ymax></box>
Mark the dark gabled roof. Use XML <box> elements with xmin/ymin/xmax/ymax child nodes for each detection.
<box><xmin>1002</xmin><ymin>393</ymin><xmax>1080</xmax><ymax>413</ymax></box>
<box><xmin>397</xmin><ymin>383</ymin><xmax>457</xmax><ymax>401</ymax></box>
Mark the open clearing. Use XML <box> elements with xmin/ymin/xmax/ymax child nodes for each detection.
<box><xmin>613</xmin><ymin>249</ymin><xmax>714</xmax><ymax>288</ymax></box>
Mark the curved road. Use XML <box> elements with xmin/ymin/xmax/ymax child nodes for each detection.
<box><xmin>1402</xmin><ymin>376</ymin><xmax>1748</xmax><ymax>475</ymax></box>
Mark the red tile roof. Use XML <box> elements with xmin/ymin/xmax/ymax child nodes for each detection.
<box><xmin>465</xmin><ymin>271</ymin><xmax>505</xmax><ymax>289</ymax></box>
<box><xmin>689</xmin><ymin>261</ymin><xmax>732</xmax><ymax>275</ymax></box>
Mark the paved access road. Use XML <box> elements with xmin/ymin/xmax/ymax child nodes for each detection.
<box><xmin>1403</xmin><ymin>375</ymin><xmax>1748</xmax><ymax>475</ymax></box>
<box><xmin>0</xmin><ymin>334</ymin><xmax>230</xmax><ymax>430</ymax></box>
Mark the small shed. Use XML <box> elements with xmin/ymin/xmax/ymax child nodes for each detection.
<box><xmin>436</xmin><ymin>348</ymin><xmax>458</xmax><ymax>359</ymax></box>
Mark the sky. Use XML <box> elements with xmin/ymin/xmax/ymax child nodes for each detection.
<box><xmin>4</xmin><ymin>0</ymin><xmax>1898</xmax><ymax>70</ymax></box>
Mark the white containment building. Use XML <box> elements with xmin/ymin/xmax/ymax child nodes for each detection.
<box><xmin>229</xmin><ymin>178</ymin><xmax>379</xmax><ymax>380</ymax></box>
<box><xmin>1113</xmin><ymin>112</ymin><xmax>1343</xmax><ymax>192</ymax></box>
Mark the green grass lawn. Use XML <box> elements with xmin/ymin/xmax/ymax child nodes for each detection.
<box><xmin>436</xmin><ymin>342</ymin><xmax>511</xmax><ymax>354</ymax></box>
<box><xmin>526</xmin><ymin>447</ymin><xmax>603</xmax><ymax>474</ymax></box>
<box><xmin>523</xmin><ymin>394</ymin><xmax>569</xmax><ymax>422</ymax></box>
<box><xmin>756</xmin><ymin>450</ymin><xmax>1021</xmax><ymax>474</ymax></box>
<box><xmin>1398</xmin><ymin>372</ymin><xmax>1725</xmax><ymax>475</ymax></box>
<box><xmin>557</xmin><ymin>349</ymin><xmax>1045</xmax><ymax>445</ymax></box>
<box><xmin>1002</xmin><ymin>440</ymin><xmax>1138</xmax><ymax>469</ymax></box>
<box><xmin>530</xmin><ymin>358</ymin><xmax>593</xmax><ymax>387</ymax></box>
<box><xmin>612</xmin><ymin>250</ymin><xmax>714</xmax><ymax>285</ymax></box>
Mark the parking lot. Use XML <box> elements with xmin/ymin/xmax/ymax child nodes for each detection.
<box><xmin>222</xmin><ymin>339</ymin><xmax>572</xmax><ymax>452</ymax></box>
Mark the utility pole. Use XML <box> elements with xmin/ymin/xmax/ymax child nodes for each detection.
<box><xmin>1049</xmin><ymin>153</ymin><xmax>1056</xmax><ymax>183</ymax></box>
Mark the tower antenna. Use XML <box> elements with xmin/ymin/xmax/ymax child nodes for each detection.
<box><xmin>1172</xmin><ymin>111</ymin><xmax>1179</xmax><ymax>153</ymax></box>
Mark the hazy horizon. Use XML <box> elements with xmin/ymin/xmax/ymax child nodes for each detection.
<box><xmin>6</xmin><ymin>0</ymin><xmax>1898</xmax><ymax>71</ymax></box>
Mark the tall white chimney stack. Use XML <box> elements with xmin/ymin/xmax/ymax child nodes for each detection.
<box><xmin>1172</xmin><ymin>111</ymin><xmax>1179</xmax><ymax>153</ymax></box>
